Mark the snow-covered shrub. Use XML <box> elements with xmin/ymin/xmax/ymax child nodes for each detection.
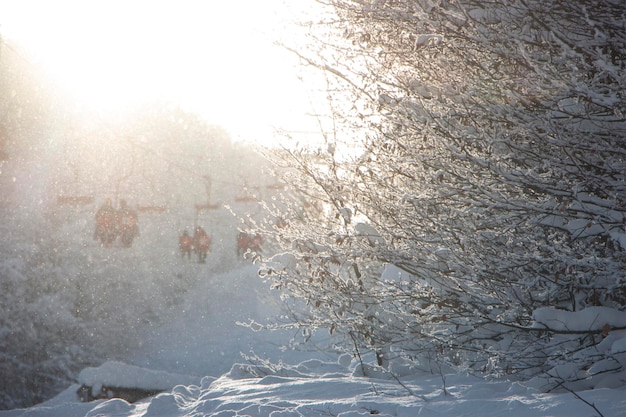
<box><xmin>263</xmin><ymin>0</ymin><xmax>626</xmax><ymax>389</ymax></box>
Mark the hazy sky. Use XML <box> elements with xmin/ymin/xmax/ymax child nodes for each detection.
<box><xmin>0</xmin><ymin>0</ymin><xmax>320</xmax><ymax>145</ymax></box>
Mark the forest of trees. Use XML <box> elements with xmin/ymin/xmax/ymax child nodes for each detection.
<box><xmin>263</xmin><ymin>0</ymin><xmax>626</xmax><ymax>390</ymax></box>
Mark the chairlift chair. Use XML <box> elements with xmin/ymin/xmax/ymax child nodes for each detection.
<box><xmin>137</xmin><ymin>204</ymin><xmax>168</xmax><ymax>213</ymax></box>
<box><xmin>195</xmin><ymin>202</ymin><xmax>221</xmax><ymax>211</ymax></box>
<box><xmin>234</xmin><ymin>195</ymin><xmax>257</xmax><ymax>203</ymax></box>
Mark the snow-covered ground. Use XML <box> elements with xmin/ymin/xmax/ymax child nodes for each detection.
<box><xmin>2</xmin><ymin>323</ymin><xmax>626</xmax><ymax>417</ymax></box>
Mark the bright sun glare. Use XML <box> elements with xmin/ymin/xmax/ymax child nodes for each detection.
<box><xmin>0</xmin><ymin>0</ymin><xmax>319</xmax><ymax>145</ymax></box>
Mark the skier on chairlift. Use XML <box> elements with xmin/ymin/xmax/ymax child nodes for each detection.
<box><xmin>193</xmin><ymin>226</ymin><xmax>210</xmax><ymax>263</ymax></box>
<box><xmin>94</xmin><ymin>198</ymin><xmax>117</xmax><ymax>247</ymax></box>
<box><xmin>179</xmin><ymin>229</ymin><xmax>193</xmax><ymax>260</ymax></box>
<box><xmin>117</xmin><ymin>199</ymin><xmax>139</xmax><ymax>248</ymax></box>
<box><xmin>237</xmin><ymin>232</ymin><xmax>263</xmax><ymax>257</ymax></box>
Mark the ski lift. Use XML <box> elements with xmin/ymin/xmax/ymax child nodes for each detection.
<box><xmin>237</xmin><ymin>231</ymin><xmax>263</xmax><ymax>256</ymax></box>
<box><xmin>195</xmin><ymin>202</ymin><xmax>221</xmax><ymax>211</ymax></box>
<box><xmin>57</xmin><ymin>195</ymin><xmax>94</xmax><ymax>206</ymax></box>
<box><xmin>137</xmin><ymin>204</ymin><xmax>168</xmax><ymax>213</ymax></box>
<box><xmin>56</xmin><ymin>171</ymin><xmax>94</xmax><ymax>207</ymax></box>
<box><xmin>235</xmin><ymin>183</ymin><xmax>259</xmax><ymax>203</ymax></box>
<box><xmin>234</xmin><ymin>194</ymin><xmax>258</xmax><ymax>203</ymax></box>
<box><xmin>195</xmin><ymin>174</ymin><xmax>221</xmax><ymax>211</ymax></box>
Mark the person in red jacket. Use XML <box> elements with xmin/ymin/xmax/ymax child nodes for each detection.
<box><xmin>193</xmin><ymin>226</ymin><xmax>210</xmax><ymax>263</ymax></box>
<box><xmin>117</xmin><ymin>199</ymin><xmax>139</xmax><ymax>248</ymax></box>
<box><xmin>237</xmin><ymin>232</ymin><xmax>263</xmax><ymax>257</ymax></box>
<box><xmin>94</xmin><ymin>198</ymin><xmax>117</xmax><ymax>247</ymax></box>
<box><xmin>179</xmin><ymin>230</ymin><xmax>193</xmax><ymax>260</ymax></box>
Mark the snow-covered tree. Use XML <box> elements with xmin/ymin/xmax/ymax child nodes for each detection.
<box><xmin>264</xmin><ymin>0</ymin><xmax>626</xmax><ymax>388</ymax></box>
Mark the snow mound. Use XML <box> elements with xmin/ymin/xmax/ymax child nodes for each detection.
<box><xmin>3</xmin><ymin>349</ymin><xmax>626</xmax><ymax>417</ymax></box>
<box><xmin>78</xmin><ymin>361</ymin><xmax>200</xmax><ymax>391</ymax></box>
<box><xmin>68</xmin><ymin>357</ymin><xmax>626</xmax><ymax>417</ymax></box>
<box><xmin>532</xmin><ymin>307</ymin><xmax>626</xmax><ymax>331</ymax></box>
